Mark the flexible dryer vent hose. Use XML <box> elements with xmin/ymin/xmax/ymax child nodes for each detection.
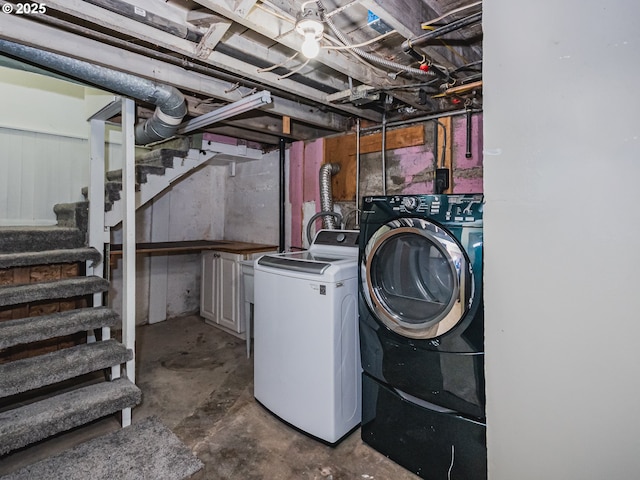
<box><xmin>319</xmin><ymin>163</ymin><xmax>341</xmax><ymax>230</ymax></box>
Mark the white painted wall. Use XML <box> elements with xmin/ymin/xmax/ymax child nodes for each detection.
<box><xmin>0</xmin><ymin>66</ymin><xmax>87</xmax><ymax>137</ymax></box>
<box><xmin>165</xmin><ymin>164</ymin><xmax>227</xmax><ymax>317</ymax></box>
<box><xmin>109</xmin><ymin>163</ymin><xmax>228</xmax><ymax>324</ymax></box>
<box><xmin>223</xmin><ymin>151</ymin><xmax>281</xmax><ymax>245</ymax></box>
<box><xmin>483</xmin><ymin>2</ymin><xmax>640</xmax><ymax>479</ymax></box>
<box><xmin>0</xmin><ymin>66</ymin><xmax>124</xmax><ymax>225</ymax></box>
<box><xmin>0</xmin><ymin>128</ymin><xmax>88</xmax><ymax>225</ymax></box>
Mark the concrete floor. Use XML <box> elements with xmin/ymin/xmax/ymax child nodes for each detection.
<box><xmin>0</xmin><ymin>314</ymin><xmax>419</xmax><ymax>479</ymax></box>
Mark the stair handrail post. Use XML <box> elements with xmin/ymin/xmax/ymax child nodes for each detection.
<box><xmin>88</xmin><ymin>98</ymin><xmax>123</xmax><ymax>384</ymax></box>
<box><xmin>88</xmin><ymin>117</ymin><xmax>106</xmax><ymax>309</ymax></box>
<box><xmin>87</xmin><ymin>97</ymin><xmax>136</xmax><ymax>428</ymax></box>
<box><xmin>121</xmin><ymin>97</ymin><xmax>137</xmax><ymax>427</ymax></box>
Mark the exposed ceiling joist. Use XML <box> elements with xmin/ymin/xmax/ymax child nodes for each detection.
<box><xmin>359</xmin><ymin>0</ymin><xmax>456</xmax><ymax>69</ymax></box>
<box><xmin>0</xmin><ymin>0</ymin><xmax>483</xmax><ymax>145</ymax></box>
<box><xmin>191</xmin><ymin>0</ymin><xmax>429</xmax><ymax>109</ymax></box>
<box><xmin>42</xmin><ymin>0</ymin><xmax>379</xmax><ymax>122</ymax></box>
<box><xmin>0</xmin><ymin>13</ymin><xmax>351</xmax><ymax>134</ymax></box>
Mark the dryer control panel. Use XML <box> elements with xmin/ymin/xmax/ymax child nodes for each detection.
<box><xmin>313</xmin><ymin>229</ymin><xmax>360</xmax><ymax>247</ymax></box>
<box><xmin>362</xmin><ymin>194</ymin><xmax>483</xmax><ymax>224</ymax></box>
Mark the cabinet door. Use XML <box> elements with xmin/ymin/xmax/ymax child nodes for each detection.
<box><xmin>217</xmin><ymin>252</ymin><xmax>242</xmax><ymax>332</ymax></box>
<box><xmin>200</xmin><ymin>251</ymin><xmax>218</xmax><ymax>322</ymax></box>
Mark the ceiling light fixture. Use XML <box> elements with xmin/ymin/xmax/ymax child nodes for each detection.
<box><xmin>295</xmin><ymin>4</ymin><xmax>323</xmax><ymax>59</ymax></box>
<box><xmin>177</xmin><ymin>91</ymin><xmax>272</xmax><ymax>134</ymax></box>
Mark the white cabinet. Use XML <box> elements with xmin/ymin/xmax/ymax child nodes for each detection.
<box><xmin>201</xmin><ymin>250</ymin><xmax>243</xmax><ymax>336</ymax></box>
<box><xmin>200</xmin><ymin>249</ymin><xmax>272</xmax><ymax>338</ymax></box>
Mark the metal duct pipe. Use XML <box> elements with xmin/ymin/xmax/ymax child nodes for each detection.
<box><xmin>319</xmin><ymin>163</ymin><xmax>341</xmax><ymax>229</ymax></box>
<box><xmin>0</xmin><ymin>40</ymin><xmax>187</xmax><ymax>146</ymax></box>
<box><xmin>84</xmin><ymin>0</ymin><xmax>203</xmax><ymax>42</ymax></box>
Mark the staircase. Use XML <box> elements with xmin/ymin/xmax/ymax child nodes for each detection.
<box><xmin>54</xmin><ymin>135</ymin><xmax>263</xmax><ymax>229</ymax></box>
<box><xmin>0</xmin><ymin>227</ymin><xmax>141</xmax><ymax>456</ymax></box>
<box><xmin>0</xmin><ymin>133</ymin><xmax>264</xmax><ymax>462</ymax></box>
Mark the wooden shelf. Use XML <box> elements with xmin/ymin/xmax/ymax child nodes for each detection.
<box><xmin>109</xmin><ymin>240</ymin><xmax>278</xmax><ymax>260</ymax></box>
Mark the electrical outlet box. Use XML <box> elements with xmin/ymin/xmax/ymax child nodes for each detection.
<box><xmin>435</xmin><ymin>168</ymin><xmax>450</xmax><ymax>193</ymax></box>
<box><xmin>367</xmin><ymin>11</ymin><xmax>393</xmax><ymax>34</ymax></box>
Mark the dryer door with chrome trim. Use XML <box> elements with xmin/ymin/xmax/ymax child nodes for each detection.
<box><xmin>361</xmin><ymin>218</ymin><xmax>473</xmax><ymax>339</ymax></box>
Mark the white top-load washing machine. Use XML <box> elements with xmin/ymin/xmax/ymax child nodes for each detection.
<box><xmin>253</xmin><ymin>229</ymin><xmax>361</xmax><ymax>444</ymax></box>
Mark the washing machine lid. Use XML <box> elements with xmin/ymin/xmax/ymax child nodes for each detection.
<box><xmin>361</xmin><ymin>218</ymin><xmax>474</xmax><ymax>339</ymax></box>
<box><xmin>257</xmin><ymin>251</ymin><xmax>339</xmax><ymax>274</ymax></box>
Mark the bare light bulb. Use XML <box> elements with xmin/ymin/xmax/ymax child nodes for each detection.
<box><xmin>301</xmin><ymin>32</ymin><xmax>320</xmax><ymax>58</ymax></box>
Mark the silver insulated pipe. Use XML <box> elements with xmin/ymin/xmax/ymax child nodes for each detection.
<box><xmin>0</xmin><ymin>40</ymin><xmax>187</xmax><ymax>145</ymax></box>
<box><xmin>319</xmin><ymin>163</ymin><xmax>341</xmax><ymax>229</ymax></box>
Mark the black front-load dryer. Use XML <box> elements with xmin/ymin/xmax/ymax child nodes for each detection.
<box><xmin>358</xmin><ymin>194</ymin><xmax>486</xmax><ymax>480</ymax></box>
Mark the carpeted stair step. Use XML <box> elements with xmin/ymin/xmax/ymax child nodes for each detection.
<box><xmin>80</xmin><ymin>181</ymin><xmax>125</xmax><ymax>202</ymax></box>
<box><xmin>0</xmin><ymin>276</ymin><xmax>109</xmax><ymax>307</ymax></box>
<box><xmin>0</xmin><ymin>247</ymin><xmax>101</xmax><ymax>270</ymax></box>
<box><xmin>0</xmin><ymin>416</ymin><xmax>203</xmax><ymax>480</ymax></box>
<box><xmin>0</xmin><ymin>307</ymin><xmax>119</xmax><ymax>350</ymax></box>
<box><xmin>0</xmin><ymin>339</ymin><xmax>132</xmax><ymax>398</ymax></box>
<box><xmin>52</xmin><ymin>202</ymin><xmax>89</xmax><ymax>231</ymax></box>
<box><xmin>0</xmin><ymin>377</ymin><xmax>142</xmax><ymax>455</ymax></box>
<box><xmin>80</xmin><ymin>181</ymin><xmax>137</xmax><ymax>212</ymax></box>
<box><xmin>0</xmin><ymin>227</ymin><xmax>84</xmax><ymax>254</ymax></box>
<box><xmin>105</xmin><ymin>164</ymin><xmax>167</xmax><ymax>184</ymax></box>
<box><xmin>136</xmin><ymin>147</ymin><xmax>187</xmax><ymax>168</ymax></box>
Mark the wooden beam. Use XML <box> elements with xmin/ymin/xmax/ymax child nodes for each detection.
<box><xmin>359</xmin><ymin>125</ymin><xmax>425</xmax><ymax>154</ymax></box>
<box><xmin>195</xmin><ymin>19</ymin><xmax>233</xmax><ymax>59</ymax></box>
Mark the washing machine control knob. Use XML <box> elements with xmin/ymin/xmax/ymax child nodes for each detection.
<box><xmin>336</xmin><ymin>232</ymin><xmax>346</xmax><ymax>243</ymax></box>
<box><xmin>402</xmin><ymin>196</ymin><xmax>418</xmax><ymax>211</ymax></box>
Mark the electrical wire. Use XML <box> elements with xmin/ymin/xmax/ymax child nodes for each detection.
<box><xmin>322</xmin><ymin>30</ymin><xmax>398</xmax><ymax>50</ymax></box>
<box><xmin>276</xmin><ymin>58</ymin><xmax>310</xmax><ymax>80</ymax></box>
<box><xmin>256</xmin><ymin>2</ymin><xmax>295</xmax><ymax>23</ymax></box>
<box><xmin>316</xmin><ymin>0</ymin><xmax>444</xmax><ymax>79</ymax></box>
<box><xmin>453</xmin><ymin>60</ymin><xmax>483</xmax><ymax>73</ymax></box>
<box><xmin>257</xmin><ymin>52</ymin><xmax>299</xmax><ymax>73</ymax></box>
<box><xmin>300</xmin><ymin>0</ymin><xmax>317</xmax><ymax>10</ymax></box>
<box><xmin>376</xmin><ymin>78</ymin><xmax>441</xmax><ymax>92</ymax></box>
<box><xmin>447</xmin><ymin>444</ymin><xmax>455</xmax><ymax>480</ymax></box>
<box><xmin>322</xmin><ymin>35</ymin><xmax>388</xmax><ymax>76</ymax></box>
<box><xmin>422</xmin><ymin>1</ymin><xmax>483</xmax><ymax>28</ymax></box>
<box><xmin>324</xmin><ymin>0</ymin><xmax>359</xmax><ymax>18</ymax></box>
